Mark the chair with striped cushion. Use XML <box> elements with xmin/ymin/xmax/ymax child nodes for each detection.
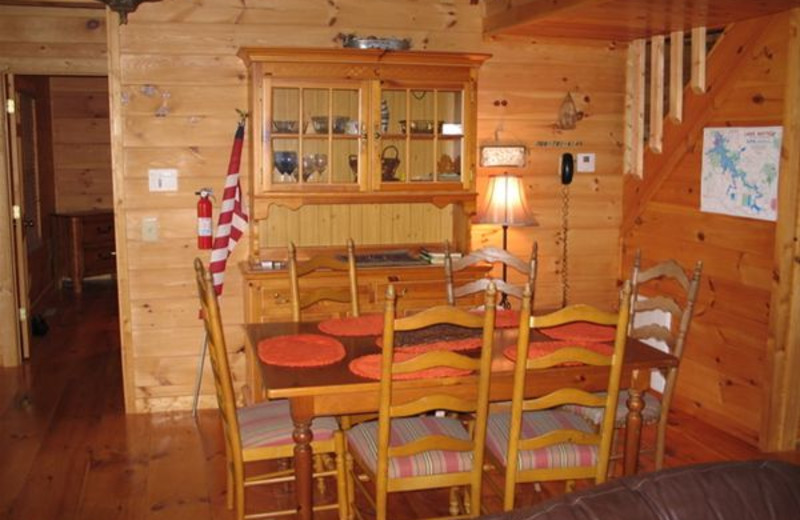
<box><xmin>485</xmin><ymin>281</ymin><xmax>632</xmax><ymax>511</ymax></box>
<box><xmin>564</xmin><ymin>251</ymin><xmax>703</xmax><ymax>471</ymax></box>
<box><xmin>345</xmin><ymin>283</ymin><xmax>498</xmax><ymax>520</ymax></box>
<box><xmin>194</xmin><ymin>258</ymin><xmax>348</xmax><ymax>520</ymax></box>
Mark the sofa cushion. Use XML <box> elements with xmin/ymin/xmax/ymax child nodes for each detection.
<box><xmin>478</xmin><ymin>459</ymin><xmax>800</xmax><ymax>520</ymax></box>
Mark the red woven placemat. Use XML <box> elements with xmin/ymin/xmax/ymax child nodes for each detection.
<box><xmin>258</xmin><ymin>334</ymin><xmax>345</xmax><ymax>367</ymax></box>
<box><xmin>375</xmin><ymin>337</ymin><xmax>482</xmax><ymax>353</ymax></box>
<box><xmin>349</xmin><ymin>352</ymin><xmax>473</xmax><ymax>380</ymax></box>
<box><xmin>503</xmin><ymin>340</ymin><xmax>614</xmax><ymax>366</ymax></box>
<box><xmin>318</xmin><ymin>314</ymin><xmax>384</xmax><ymax>337</ymax></box>
<box><xmin>538</xmin><ymin>322</ymin><xmax>616</xmax><ymax>343</ymax></box>
<box><xmin>469</xmin><ymin>309</ymin><xmax>521</xmax><ymax>329</ymax></box>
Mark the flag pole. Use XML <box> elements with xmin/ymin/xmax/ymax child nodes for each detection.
<box><xmin>192</xmin><ymin>111</ymin><xmax>249</xmax><ymax>419</ymax></box>
<box><xmin>191</xmin><ymin>333</ymin><xmax>208</xmax><ymax>418</ymax></box>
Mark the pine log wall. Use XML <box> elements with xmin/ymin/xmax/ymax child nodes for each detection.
<box><xmin>50</xmin><ymin>76</ymin><xmax>112</xmax><ymax>212</ymax></box>
<box><xmin>3</xmin><ymin>1</ymin><xmax>789</xmax><ymax>449</ymax></box>
<box><xmin>622</xmin><ymin>13</ymin><xmax>792</xmax><ymax>446</ymax></box>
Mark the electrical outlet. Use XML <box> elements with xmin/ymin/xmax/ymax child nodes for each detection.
<box><xmin>576</xmin><ymin>153</ymin><xmax>596</xmax><ymax>173</ymax></box>
<box><xmin>142</xmin><ymin>217</ymin><xmax>159</xmax><ymax>242</ymax></box>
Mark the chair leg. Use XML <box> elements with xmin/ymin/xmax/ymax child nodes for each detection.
<box><xmin>226</xmin><ymin>459</ymin><xmax>235</xmax><ymax>510</ymax></box>
<box><xmin>335</xmin><ymin>432</ymin><xmax>349</xmax><ymax>520</ymax></box>
<box><xmin>345</xmin><ymin>452</ymin><xmax>356</xmax><ymax>520</ymax></box>
<box><xmin>315</xmin><ymin>454</ymin><xmax>328</xmax><ymax>496</ymax></box>
<box><xmin>448</xmin><ymin>487</ymin><xmax>461</xmax><ymax>516</ymax></box>
<box><xmin>654</xmin><ymin>417</ymin><xmax>668</xmax><ymax>470</ymax></box>
<box><xmin>233</xmin><ymin>459</ymin><xmax>246</xmax><ymax>520</ymax></box>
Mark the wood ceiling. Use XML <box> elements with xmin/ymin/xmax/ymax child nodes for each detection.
<box><xmin>484</xmin><ymin>0</ymin><xmax>800</xmax><ymax>41</ymax></box>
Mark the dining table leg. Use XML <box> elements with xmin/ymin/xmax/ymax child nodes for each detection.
<box><xmin>623</xmin><ymin>373</ymin><xmax>645</xmax><ymax>476</ymax></box>
<box><xmin>291</xmin><ymin>397</ymin><xmax>315</xmax><ymax>520</ymax></box>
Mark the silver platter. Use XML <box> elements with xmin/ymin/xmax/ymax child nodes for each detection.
<box><xmin>342</xmin><ymin>35</ymin><xmax>411</xmax><ymax>51</ymax></box>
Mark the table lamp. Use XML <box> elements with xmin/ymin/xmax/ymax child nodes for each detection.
<box><xmin>477</xmin><ymin>172</ymin><xmax>537</xmax><ymax>307</ymax></box>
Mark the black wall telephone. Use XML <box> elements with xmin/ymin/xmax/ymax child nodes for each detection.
<box><xmin>560</xmin><ymin>152</ymin><xmax>574</xmax><ymax>185</ymax></box>
<box><xmin>559</xmin><ymin>152</ymin><xmax>573</xmax><ymax>307</ymax></box>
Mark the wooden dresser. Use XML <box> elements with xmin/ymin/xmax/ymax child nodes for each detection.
<box><xmin>241</xmin><ymin>259</ymin><xmax>488</xmax><ymax>323</ymax></box>
<box><xmin>53</xmin><ymin>211</ymin><xmax>116</xmax><ymax>295</ymax></box>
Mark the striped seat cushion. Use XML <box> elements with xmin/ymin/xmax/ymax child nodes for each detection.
<box><xmin>486</xmin><ymin>410</ymin><xmax>598</xmax><ymax>470</ymax></box>
<box><xmin>346</xmin><ymin>416</ymin><xmax>472</xmax><ymax>479</ymax></box>
<box><xmin>562</xmin><ymin>390</ymin><xmax>662</xmax><ymax>427</ymax></box>
<box><xmin>238</xmin><ymin>399</ymin><xmax>338</xmax><ymax>448</ymax></box>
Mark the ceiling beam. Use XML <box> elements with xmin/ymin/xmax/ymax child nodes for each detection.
<box><xmin>483</xmin><ymin>0</ymin><xmax>605</xmax><ymax>37</ymax></box>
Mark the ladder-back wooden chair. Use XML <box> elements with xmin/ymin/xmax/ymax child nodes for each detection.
<box><xmin>194</xmin><ymin>258</ymin><xmax>348</xmax><ymax>519</ymax></box>
<box><xmin>288</xmin><ymin>238</ymin><xmax>360</xmax><ymax>322</ymax></box>
<box><xmin>444</xmin><ymin>242</ymin><xmax>537</xmax><ymax>310</ymax></box>
<box><xmin>345</xmin><ymin>284</ymin><xmax>498</xmax><ymax>520</ymax></box>
<box><xmin>565</xmin><ymin>251</ymin><xmax>703</xmax><ymax>470</ymax></box>
<box><xmin>485</xmin><ymin>281</ymin><xmax>632</xmax><ymax>511</ymax></box>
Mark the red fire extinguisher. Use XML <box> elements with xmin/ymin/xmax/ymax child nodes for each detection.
<box><xmin>196</xmin><ymin>188</ymin><xmax>213</xmax><ymax>249</ymax></box>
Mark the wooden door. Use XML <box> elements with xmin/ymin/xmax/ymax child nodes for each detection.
<box><xmin>13</xmin><ymin>76</ymin><xmax>56</xmax><ymax>312</ymax></box>
<box><xmin>1</xmin><ymin>73</ymin><xmax>30</xmax><ymax>361</ymax></box>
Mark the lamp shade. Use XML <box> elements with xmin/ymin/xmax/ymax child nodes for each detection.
<box><xmin>478</xmin><ymin>172</ymin><xmax>537</xmax><ymax>226</ymax></box>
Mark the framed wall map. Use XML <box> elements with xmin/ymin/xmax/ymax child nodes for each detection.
<box><xmin>701</xmin><ymin>126</ymin><xmax>782</xmax><ymax>222</ymax></box>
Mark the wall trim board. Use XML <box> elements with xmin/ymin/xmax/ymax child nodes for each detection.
<box><xmin>762</xmin><ymin>7</ymin><xmax>800</xmax><ymax>452</ymax></box>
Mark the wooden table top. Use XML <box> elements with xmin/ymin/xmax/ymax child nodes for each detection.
<box><xmin>245</xmin><ymin>319</ymin><xmax>678</xmax><ymax>412</ymax></box>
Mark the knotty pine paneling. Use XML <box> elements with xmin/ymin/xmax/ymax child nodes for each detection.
<box><xmin>107</xmin><ymin>0</ymin><xmax>626</xmax><ymax>412</ymax></box>
<box><xmin>622</xmin><ymin>13</ymin><xmax>790</xmax><ymax>445</ymax></box>
<box><xmin>50</xmin><ymin>76</ymin><xmax>112</xmax><ymax>212</ymax></box>
<box><xmin>0</xmin><ymin>7</ymin><xmax>107</xmax><ymax>75</ymax></box>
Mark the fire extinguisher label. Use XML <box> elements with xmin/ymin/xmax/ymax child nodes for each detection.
<box><xmin>198</xmin><ymin>218</ymin><xmax>212</xmax><ymax>236</ymax></box>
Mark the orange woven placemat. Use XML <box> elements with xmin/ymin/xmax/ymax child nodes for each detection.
<box><xmin>469</xmin><ymin>309</ymin><xmax>521</xmax><ymax>329</ymax></box>
<box><xmin>538</xmin><ymin>322</ymin><xmax>616</xmax><ymax>343</ymax></box>
<box><xmin>503</xmin><ymin>340</ymin><xmax>614</xmax><ymax>366</ymax></box>
<box><xmin>258</xmin><ymin>334</ymin><xmax>345</xmax><ymax>368</ymax></box>
<box><xmin>349</xmin><ymin>352</ymin><xmax>473</xmax><ymax>381</ymax></box>
<box><xmin>375</xmin><ymin>337</ymin><xmax>482</xmax><ymax>353</ymax></box>
<box><xmin>317</xmin><ymin>314</ymin><xmax>384</xmax><ymax>337</ymax></box>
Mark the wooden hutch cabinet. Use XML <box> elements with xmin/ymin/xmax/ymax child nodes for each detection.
<box><xmin>237</xmin><ymin>47</ymin><xmax>491</xmax><ymax>322</ymax></box>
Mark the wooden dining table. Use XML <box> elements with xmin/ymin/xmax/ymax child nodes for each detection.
<box><xmin>244</xmin><ymin>318</ymin><xmax>678</xmax><ymax>520</ymax></box>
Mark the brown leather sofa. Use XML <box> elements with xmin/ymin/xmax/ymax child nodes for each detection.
<box><xmin>479</xmin><ymin>459</ymin><xmax>800</xmax><ymax>520</ymax></box>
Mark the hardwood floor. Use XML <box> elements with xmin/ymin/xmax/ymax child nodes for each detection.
<box><xmin>0</xmin><ymin>279</ymin><xmax>796</xmax><ymax>519</ymax></box>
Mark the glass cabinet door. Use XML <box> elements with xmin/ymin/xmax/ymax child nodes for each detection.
<box><xmin>267</xmin><ymin>83</ymin><xmax>362</xmax><ymax>188</ymax></box>
<box><xmin>379</xmin><ymin>88</ymin><xmax>464</xmax><ymax>185</ymax></box>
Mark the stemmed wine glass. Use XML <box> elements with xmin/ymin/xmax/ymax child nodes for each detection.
<box><xmin>312</xmin><ymin>153</ymin><xmax>328</xmax><ymax>182</ymax></box>
<box><xmin>274</xmin><ymin>151</ymin><xmax>298</xmax><ymax>182</ymax></box>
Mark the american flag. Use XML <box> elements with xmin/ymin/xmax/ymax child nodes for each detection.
<box><xmin>209</xmin><ymin>120</ymin><xmax>248</xmax><ymax>295</ymax></box>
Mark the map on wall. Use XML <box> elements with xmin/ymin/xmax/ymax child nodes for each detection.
<box><xmin>701</xmin><ymin>126</ymin><xmax>782</xmax><ymax>222</ymax></box>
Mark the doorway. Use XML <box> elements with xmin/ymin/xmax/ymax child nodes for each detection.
<box><xmin>1</xmin><ymin>74</ymin><xmax>113</xmax><ymax>364</ymax></box>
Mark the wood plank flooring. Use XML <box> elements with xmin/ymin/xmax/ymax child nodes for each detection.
<box><xmin>1</xmin><ymin>279</ymin><xmax>797</xmax><ymax>519</ymax></box>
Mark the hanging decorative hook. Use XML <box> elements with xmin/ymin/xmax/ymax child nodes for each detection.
<box><xmin>96</xmin><ymin>0</ymin><xmax>162</xmax><ymax>25</ymax></box>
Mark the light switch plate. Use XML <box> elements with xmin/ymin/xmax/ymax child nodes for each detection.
<box><xmin>142</xmin><ymin>217</ymin><xmax>159</xmax><ymax>242</ymax></box>
<box><xmin>148</xmin><ymin>168</ymin><xmax>178</xmax><ymax>191</ymax></box>
<box><xmin>576</xmin><ymin>153</ymin><xmax>596</xmax><ymax>173</ymax></box>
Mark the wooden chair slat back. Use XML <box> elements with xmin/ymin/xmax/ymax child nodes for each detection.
<box><xmin>374</xmin><ymin>283</ymin><xmax>498</xmax><ymax>512</ymax></box>
<box><xmin>288</xmin><ymin>239</ymin><xmax>360</xmax><ymax>322</ymax></box>
<box><xmin>507</xmin><ymin>281</ymin><xmax>632</xmax><ymax>487</ymax></box>
<box><xmin>445</xmin><ymin>242</ymin><xmax>538</xmax><ymax>307</ymax></box>
<box><xmin>193</xmin><ymin>258</ymin><xmax>244</xmax><ymax>462</ymax></box>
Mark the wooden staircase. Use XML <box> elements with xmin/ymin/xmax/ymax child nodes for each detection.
<box><xmin>621</xmin><ymin>17</ymin><xmax>774</xmax><ymax>234</ymax></box>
